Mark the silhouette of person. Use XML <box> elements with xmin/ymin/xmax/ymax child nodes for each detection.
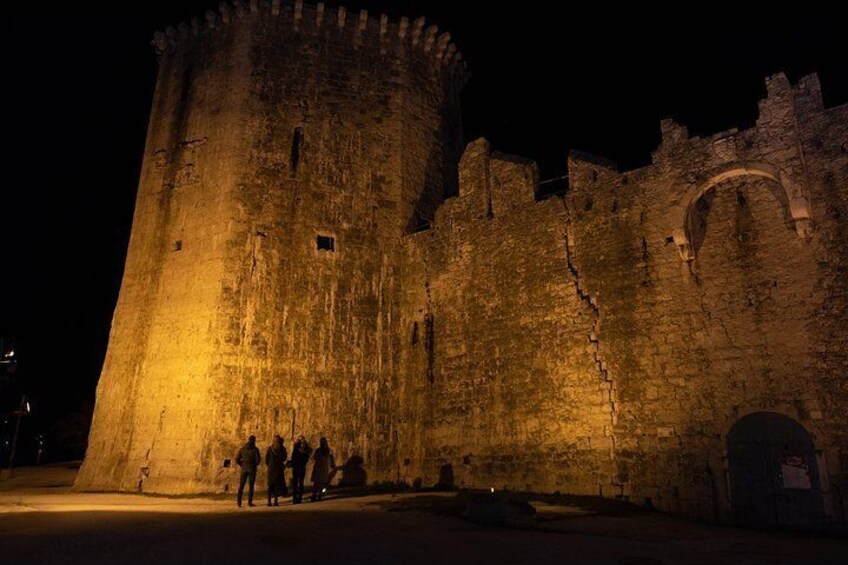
<box><xmin>235</xmin><ymin>435</ymin><xmax>261</xmax><ymax>507</ymax></box>
<box><xmin>290</xmin><ymin>435</ymin><xmax>312</xmax><ymax>504</ymax></box>
<box><xmin>265</xmin><ymin>435</ymin><xmax>288</xmax><ymax>506</ymax></box>
<box><xmin>311</xmin><ymin>437</ymin><xmax>336</xmax><ymax>502</ymax></box>
<box><xmin>337</xmin><ymin>455</ymin><xmax>367</xmax><ymax>487</ymax></box>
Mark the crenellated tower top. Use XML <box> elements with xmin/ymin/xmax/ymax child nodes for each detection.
<box><xmin>152</xmin><ymin>0</ymin><xmax>469</xmax><ymax>86</ymax></box>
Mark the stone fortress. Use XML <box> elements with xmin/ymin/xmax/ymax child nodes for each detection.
<box><xmin>76</xmin><ymin>0</ymin><xmax>848</xmax><ymax>529</ymax></box>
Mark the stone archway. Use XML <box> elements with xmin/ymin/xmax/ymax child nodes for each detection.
<box><xmin>727</xmin><ymin>412</ymin><xmax>825</xmax><ymax>529</ymax></box>
<box><xmin>670</xmin><ymin>163</ymin><xmax>812</xmax><ymax>261</ymax></box>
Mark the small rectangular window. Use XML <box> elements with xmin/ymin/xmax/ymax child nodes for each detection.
<box><xmin>291</xmin><ymin>127</ymin><xmax>304</xmax><ymax>173</ymax></box>
<box><xmin>172</xmin><ymin>240</ymin><xmax>183</xmax><ymax>252</ymax></box>
<box><xmin>317</xmin><ymin>235</ymin><xmax>335</xmax><ymax>252</ymax></box>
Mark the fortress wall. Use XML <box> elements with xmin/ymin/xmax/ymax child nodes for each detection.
<box><xmin>401</xmin><ymin>140</ymin><xmax>614</xmax><ymax>494</ymax></box>
<box><xmin>399</xmin><ymin>74</ymin><xmax>847</xmax><ymax>523</ymax></box>
<box><xmin>565</xmin><ymin>74</ymin><xmax>848</xmax><ymax>520</ymax></box>
<box><xmin>78</xmin><ymin>2</ymin><xmax>848</xmax><ymax>525</ymax></box>
<box><xmin>79</xmin><ymin>3</ymin><xmax>465</xmax><ymax>493</ymax></box>
<box><xmin>77</xmin><ymin>24</ymin><xmax>255</xmax><ymax>492</ymax></box>
<box><xmin>796</xmin><ymin>78</ymin><xmax>848</xmax><ymax>513</ymax></box>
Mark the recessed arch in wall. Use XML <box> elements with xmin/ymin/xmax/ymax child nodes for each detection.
<box><xmin>670</xmin><ymin>163</ymin><xmax>812</xmax><ymax>261</ymax></box>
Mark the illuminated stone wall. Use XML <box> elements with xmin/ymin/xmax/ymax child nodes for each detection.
<box><xmin>77</xmin><ymin>1</ymin><xmax>465</xmax><ymax>493</ymax></box>
<box><xmin>397</xmin><ymin>141</ymin><xmax>616</xmax><ymax>494</ymax></box>
<box><xmin>78</xmin><ymin>0</ymin><xmax>848</xmax><ymax>527</ymax></box>
<box><xmin>400</xmin><ymin>73</ymin><xmax>848</xmax><ymax>524</ymax></box>
<box><xmin>562</xmin><ymin>74</ymin><xmax>848</xmax><ymax>520</ymax></box>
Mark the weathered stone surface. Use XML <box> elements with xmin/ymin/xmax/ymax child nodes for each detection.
<box><xmin>402</xmin><ymin>74</ymin><xmax>847</xmax><ymax>525</ymax></box>
<box><xmin>79</xmin><ymin>1</ymin><xmax>848</xmax><ymax>528</ymax></box>
<box><xmin>556</xmin><ymin>74</ymin><xmax>848</xmax><ymax>522</ymax></box>
<box><xmin>77</xmin><ymin>2</ymin><xmax>464</xmax><ymax>494</ymax></box>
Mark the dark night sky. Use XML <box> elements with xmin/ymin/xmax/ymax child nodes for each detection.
<box><xmin>2</xmin><ymin>2</ymin><xmax>847</xmax><ymax>445</ymax></box>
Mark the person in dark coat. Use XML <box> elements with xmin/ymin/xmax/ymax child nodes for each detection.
<box><xmin>265</xmin><ymin>435</ymin><xmax>288</xmax><ymax>506</ymax></box>
<box><xmin>235</xmin><ymin>435</ymin><xmax>261</xmax><ymax>507</ymax></box>
<box><xmin>290</xmin><ymin>435</ymin><xmax>312</xmax><ymax>504</ymax></box>
<box><xmin>310</xmin><ymin>437</ymin><xmax>336</xmax><ymax>502</ymax></box>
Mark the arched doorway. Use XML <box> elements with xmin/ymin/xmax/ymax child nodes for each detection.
<box><xmin>727</xmin><ymin>412</ymin><xmax>825</xmax><ymax>529</ymax></box>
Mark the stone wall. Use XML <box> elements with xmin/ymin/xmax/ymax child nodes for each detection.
<box><xmin>76</xmin><ymin>21</ymin><xmax>255</xmax><ymax>492</ymax></box>
<box><xmin>399</xmin><ymin>140</ymin><xmax>614</xmax><ymax>494</ymax></box>
<box><xmin>564</xmin><ymin>73</ymin><xmax>848</xmax><ymax>521</ymax></box>
<box><xmin>77</xmin><ymin>1</ymin><xmax>465</xmax><ymax>493</ymax></box>
<box><xmin>77</xmin><ymin>1</ymin><xmax>848</xmax><ymax>528</ymax></box>
<box><xmin>400</xmin><ymin>73</ymin><xmax>847</xmax><ymax>525</ymax></box>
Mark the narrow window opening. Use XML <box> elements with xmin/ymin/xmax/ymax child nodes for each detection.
<box><xmin>424</xmin><ymin>313</ymin><xmax>435</xmax><ymax>384</ymax></box>
<box><xmin>411</xmin><ymin>321</ymin><xmax>420</xmax><ymax>346</ymax></box>
<box><xmin>316</xmin><ymin>235</ymin><xmax>335</xmax><ymax>252</ymax></box>
<box><xmin>290</xmin><ymin>127</ymin><xmax>304</xmax><ymax>173</ymax></box>
<box><xmin>172</xmin><ymin>240</ymin><xmax>183</xmax><ymax>252</ymax></box>
<box><xmin>736</xmin><ymin>190</ymin><xmax>748</xmax><ymax>209</ymax></box>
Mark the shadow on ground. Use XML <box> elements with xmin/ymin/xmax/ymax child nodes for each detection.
<box><xmin>368</xmin><ymin>489</ymin><xmax>645</xmax><ymax>522</ymax></box>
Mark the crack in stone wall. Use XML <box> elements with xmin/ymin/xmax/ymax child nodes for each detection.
<box><xmin>562</xmin><ymin>200</ymin><xmax>618</xmax><ymax>448</ymax></box>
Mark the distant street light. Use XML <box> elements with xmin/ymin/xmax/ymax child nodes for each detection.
<box><xmin>0</xmin><ymin>346</ymin><xmax>17</xmax><ymax>380</ymax></box>
<box><xmin>0</xmin><ymin>352</ymin><xmax>15</xmax><ymax>366</ymax></box>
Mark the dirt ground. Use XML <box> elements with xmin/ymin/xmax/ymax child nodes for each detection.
<box><xmin>1</xmin><ymin>464</ymin><xmax>846</xmax><ymax>564</ymax></box>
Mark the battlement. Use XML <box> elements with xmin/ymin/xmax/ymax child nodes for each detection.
<box><xmin>561</xmin><ymin>72</ymin><xmax>848</xmax><ymax>263</ymax></box>
<box><xmin>425</xmin><ymin>138</ymin><xmax>542</xmax><ymax>231</ymax></box>
<box><xmin>152</xmin><ymin>0</ymin><xmax>468</xmax><ymax>83</ymax></box>
<box><xmin>653</xmin><ymin>73</ymin><xmax>838</xmax><ymax>157</ymax></box>
<box><xmin>422</xmin><ymin>72</ymin><xmax>846</xmax><ymax>268</ymax></box>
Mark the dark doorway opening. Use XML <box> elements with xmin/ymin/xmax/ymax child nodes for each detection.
<box><xmin>727</xmin><ymin>412</ymin><xmax>825</xmax><ymax>529</ymax></box>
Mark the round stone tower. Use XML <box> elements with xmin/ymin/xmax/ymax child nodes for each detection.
<box><xmin>76</xmin><ymin>0</ymin><xmax>466</xmax><ymax>493</ymax></box>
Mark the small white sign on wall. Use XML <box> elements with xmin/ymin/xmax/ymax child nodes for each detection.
<box><xmin>780</xmin><ymin>456</ymin><xmax>812</xmax><ymax>490</ymax></box>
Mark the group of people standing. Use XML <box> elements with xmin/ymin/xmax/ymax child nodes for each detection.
<box><xmin>235</xmin><ymin>434</ymin><xmax>335</xmax><ymax>507</ymax></box>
